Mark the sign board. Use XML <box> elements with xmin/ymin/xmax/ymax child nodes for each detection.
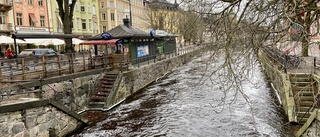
<box><xmin>137</xmin><ymin>45</ymin><xmax>149</xmax><ymax>58</ymax></box>
<box><xmin>150</xmin><ymin>29</ymin><xmax>156</xmax><ymax>38</ymax></box>
<box><xmin>101</xmin><ymin>32</ymin><xmax>112</xmax><ymax>39</ymax></box>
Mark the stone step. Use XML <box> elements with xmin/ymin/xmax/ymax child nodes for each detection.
<box><xmin>293</xmin><ymin>91</ymin><xmax>316</xmax><ymax>96</ymax></box>
<box><xmin>297</xmin><ymin>117</ymin><xmax>309</xmax><ymax>124</ymax></box>
<box><xmin>297</xmin><ymin>100</ymin><xmax>314</xmax><ymax>107</ymax></box>
<box><xmin>290</xmin><ymin>74</ymin><xmax>311</xmax><ymax>78</ymax></box>
<box><xmin>95</xmin><ymin>87</ymin><xmax>112</xmax><ymax>92</ymax></box>
<box><xmin>291</xmin><ymin>86</ymin><xmax>314</xmax><ymax>91</ymax></box>
<box><xmin>296</xmin><ymin>96</ymin><xmax>316</xmax><ymax>101</ymax></box>
<box><xmin>297</xmin><ymin>112</ymin><xmax>312</xmax><ymax>117</ymax></box>
<box><xmin>99</xmin><ymin>84</ymin><xmax>113</xmax><ymax>88</ymax></box>
<box><xmin>104</xmin><ymin>74</ymin><xmax>118</xmax><ymax>78</ymax></box>
<box><xmin>298</xmin><ymin>107</ymin><xmax>314</xmax><ymax>112</ymax></box>
<box><xmin>101</xmin><ymin>81</ymin><xmax>114</xmax><ymax>85</ymax></box>
<box><xmin>100</xmin><ymin>78</ymin><xmax>116</xmax><ymax>82</ymax></box>
<box><xmin>91</xmin><ymin>96</ymin><xmax>107</xmax><ymax>102</ymax></box>
<box><xmin>89</xmin><ymin>102</ymin><xmax>105</xmax><ymax>107</ymax></box>
<box><xmin>290</xmin><ymin>82</ymin><xmax>313</xmax><ymax>87</ymax></box>
<box><xmin>93</xmin><ymin>91</ymin><xmax>110</xmax><ymax>96</ymax></box>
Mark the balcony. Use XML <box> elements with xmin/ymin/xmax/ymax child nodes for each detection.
<box><xmin>0</xmin><ymin>0</ymin><xmax>12</xmax><ymax>10</ymax></box>
<box><xmin>0</xmin><ymin>23</ymin><xmax>13</xmax><ymax>32</ymax></box>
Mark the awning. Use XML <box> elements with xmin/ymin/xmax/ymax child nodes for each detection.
<box><xmin>29</xmin><ymin>13</ymin><xmax>37</xmax><ymax>22</ymax></box>
<box><xmin>80</xmin><ymin>39</ymin><xmax>119</xmax><ymax>46</ymax></box>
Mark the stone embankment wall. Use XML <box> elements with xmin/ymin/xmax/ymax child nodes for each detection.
<box><xmin>258</xmin><ymin>50</ymin><xmax>296</xmax><ymax>122</ymax></box>
<box><xmin>0</xmin><ymin>69</ymin><xmax>105</xmax><ymax>137</ymax></box>
<box><xmin>41</xmin><ymin>74</ymin><xmax>102</xmax><ymax>112</ymax></box>
<box><xmin>106</xmin><ymin>47</ymin><xmax>206</xmax><ymax>109</ymax></box>
<box><xmin>0</xmin><ymin>99</ymin><xmax>87</xmax><ymax>137</ymax></box>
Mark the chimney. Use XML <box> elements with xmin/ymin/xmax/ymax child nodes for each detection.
<box><xmin>123</xmin><ymin>18</ymin><xmax>130</xmax><ymax>28</ymax></box>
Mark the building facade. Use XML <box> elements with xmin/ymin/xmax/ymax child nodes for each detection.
<box><xmin>98</xmin><ymin>0</ymin><xmax>149</xmax><ymax>33</ymax></box>
<box><xmin>0</xmin><ymin>0</ymin><xmax>13</xmax><ymax>36</ymax></box>
<box><xmin>49</xmin><ymin>0</ymin><xmax>100</xmax><ymax>38</ymax></box>
<box><xmin>148</xmin><ymin>0</ymin><xmax>179</xmax><ymax>34</ymax></box>
<box><xmin>13</xmin><ymin>0</ymin><xmax>50</xmax><ymax>34</ymax></box>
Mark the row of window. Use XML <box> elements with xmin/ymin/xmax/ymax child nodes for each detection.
<box><xmin>73</xmin><ymin>18</ymin><xmax>95</xmax><ymax>30</ymax></box>
<box><xmin>75</xmin><ymin>4</ymin><xmax>97</xmax><ymax>15</ymax></box>
<box><xmin>16</xmin><ymin>13</ymin><xmax>45</xmax><ymax>27</ymax></box>
<box><xmin>15</xmin><ymin>0</ymin><xmax>44</xmax><ymax>6</ymax></box>
<box><xmin>101</xmin><ymin>12</ymin><xmax>115</xmax><ymax>21</ymax></box>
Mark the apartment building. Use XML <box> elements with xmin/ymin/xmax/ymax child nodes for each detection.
<box><xmin>0</xmin><ymin>0</ymin><xmax>13</xmax><ymax>36</ymax></box>
<box><xmin>49</xmin><ymin>0</ymin><xmax>100</xmax><ymax>38</ymax></box>
<box><xmin>13</xmin><ymin>0</ymin><xmax>50</xmax><ymax>34</ymax></box>
<box><xmin>99</xmin><ymin>0</ymin><xmax>149</xmax><ymax>33</ymax></box>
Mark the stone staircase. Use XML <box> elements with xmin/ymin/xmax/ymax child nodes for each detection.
<box><xmin>290</xmin><ymin>74</ymin><xmax>318</xmax><ymax>124</ymax></box>
<box><xmin>88</xmin><ymin>72</ymin><xmax>118</xmax><ymax>108</ymax></box>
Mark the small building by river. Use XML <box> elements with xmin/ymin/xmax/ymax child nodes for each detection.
<box><xmin>80</xmin><ymin>18</ymin><xmax>177</xmax><ymax>65</ymax></box>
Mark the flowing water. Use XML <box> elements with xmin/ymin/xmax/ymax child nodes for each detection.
<box><xmin>72</xmin><ymin>53</ymin><xmax>294</xmax><ymax>137</ymax></box>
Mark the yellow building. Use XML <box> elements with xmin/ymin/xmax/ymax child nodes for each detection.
<box><xmin>98</xmin><ymin>0</ymin><xmax>149</xmax><ymax>32</ymax></box>
<box><xmin>148</xmin><ymin>0</ymin><xmax>179</xmax><ymax>34</ymax></box>
<box><xmin>49</xmin><ymin>0</ymin><xmax>100</xmax><ymax>38</ymax></box>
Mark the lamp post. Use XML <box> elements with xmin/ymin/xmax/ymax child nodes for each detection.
<box><xmin>129</xmin><ymin>0</ymin><xmax>132</xmax><ymax>26</ymax></box>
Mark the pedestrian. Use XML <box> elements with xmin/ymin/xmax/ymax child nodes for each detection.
<box><xmin>5</xmin><ymin>47</ymin><xmax>13</xmax><ymax>59</ymax></box>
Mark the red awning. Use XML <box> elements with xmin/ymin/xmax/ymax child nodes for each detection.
<box><xmin>29</xmin><ymin>13</ymin><xmax>37</xmax><ymax>22</ymax></box>
<box><xmin>80</xmin><ymin>39</ymin><xmax>119</xmax><ymax>46</ymax></box>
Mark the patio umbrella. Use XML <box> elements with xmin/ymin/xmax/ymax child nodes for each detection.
<box><xmin>72</xmin><ymin>38</ymin><xmax>84</xmax><ymax>45</ymax></box>
<box><xmin>34</xmin><ymin>38</ymin><xmax>65</xmax><ymax>46</ymax></box>
<box><xmin>0</xmin><ymin>35</ymin><xmax>27</xmax><ymax>44</ymax></box>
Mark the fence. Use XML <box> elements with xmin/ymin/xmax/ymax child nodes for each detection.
<box><xmin>0</xmin><ymin>46</ymin><xmax>199</xmax><ymax>82</ymax></box>
<box><xmin>0</xmin><ymin>51</ymin><xmax>128</xmax><ymax>82</ymax></box>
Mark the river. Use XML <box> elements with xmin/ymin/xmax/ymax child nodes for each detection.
<box><xmin>71</xmin><ymin>52</ymin><xmax>294</xmax><ymax>137</ymax></box>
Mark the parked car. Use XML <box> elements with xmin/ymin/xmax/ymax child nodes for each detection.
<box><xmin>18</xmin><ymin>48</ymin><xmax>62</xmax><ymax>63</ymax></box>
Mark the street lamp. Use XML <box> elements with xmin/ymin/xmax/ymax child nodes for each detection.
<box><xmin>129</xmin><ymin>0</ymin><xmax>132</xmax><ymax>26</ymax></box>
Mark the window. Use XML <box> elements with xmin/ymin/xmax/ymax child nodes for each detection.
<box><xmin>100</xmin><ymin>2</ymin><xmax>104</xmax><ymax>8</ymax></box>
<box><xmin>102</xmin><ymin>26</ymin><xmax>106</xmax><ymax>32</ymax></box>
<box><xmin>111</xmin><ymin>13</ymin><xmax>115</xmax><ymax>21</ymax></box>
<box><xmin>0</xmin><ymin>12</ymin><xmax>6</xmax><ymax>24</ymax></box>
<box><xmin>40</xmin><ymin>16</ymin><xmax>45</xmax><ymax>27</ymax></box>
<box><xmin>80</xmin><ymin>6</ymin><xmax>85</xmax><ymax>12</ymax></box>
<box><xmin>38</xmin><ymin>0</ymin><xmax>43</xmax><ymax>6</ymax></box>
<box><xmin>29</xmin><ymin>16</ymin><xmax>35</xmax><ymax>26</ymax></box>
<box><xmin>110</xmin><ymin>1</ymin><xmax>114</xmax><ymax>7</ymax></box>
<box><xmin>92</xmin><ymin>5</ymin><xmax>96</xmax><ymax>15</ymax></box>
<box><xmin>28</xmin><ymin>0</ymin><xmax>32</xmax><ymax>4</ymax></box>
<box><xmin>75</xmin><ymin>3</ymin><xmax>78</xmax><ymax>11</ymax></box>
<box><xmin>88</xmin><ymin>6</ymin><xmax>91</xmax><ymax>13</ymax></box>
<box><xmin>101</xmin><ymin>13</ymin><xmax>106</xmax><ymax>20</ymax></box>
<box><xmin>17</xmin><ymin>13</ymin><xmax>22</xmax><ymax>26</ymax></box>
<box><xmin>76</xmin><ymin>18</ymin><xmax>80</xmax><ymax>29</ymax></box>
<box><xmin>94</xmin><ymin>22</ymin><xmax>97</xmax><ymax>33</ymax></box>
<box><xmin>81</xmin><ymin>19</ymin><xmax>86</xmax><ymax>30</ymax></box>
<box><xmin>89</xmin><ymin>19</ymin><xmax>92</xmax><ymax>30</ymax></box>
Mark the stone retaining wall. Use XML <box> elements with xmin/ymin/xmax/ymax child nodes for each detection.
<box><xmin>0</xmin><ymin>99</ymin><xmax>86</xmax><ymax>137</ymax></box>
<box><xmin>106</xmin><ymin>47</ymin><xmax>206</xmax><ymax>109</ymax></box>
<box><xmin>258</xmin><ymin>50</ymin><xmax>296</xmax><ymax>122</ymax></box>
<box><xmin>41</xmin><ymin>74</ymin><xmax>102</xmax><ymax>112</ymax></box>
